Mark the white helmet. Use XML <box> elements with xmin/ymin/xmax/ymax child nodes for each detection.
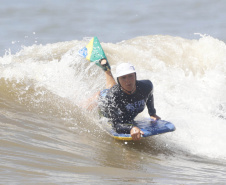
<box><xmin>116</xmin><ymin>63</ymin><xmax>136</xmax><ymax>78</ymax></box>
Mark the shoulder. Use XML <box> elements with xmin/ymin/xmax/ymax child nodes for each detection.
<box><xmin>109</xmin><ymin>84</ymin><xmax>121</xmax><ymax>93</ymax></box>
<box><xmin>136</xmin><ymin>80</ymin><xmax>154</xmax><ymax>95</ymax></box>
<box><xmin>137</xmin><ymin>80</ymin><xmax>153</xmax><ymax>90</ymax></box>
<box><xmin>107</xmin><ymin>84</ymin><xmax>121</xmax><ymax>98</ymax></box>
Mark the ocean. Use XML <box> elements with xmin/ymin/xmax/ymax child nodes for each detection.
<box><xmin>1</xmin><ymin>0</ymin><xmax>226</xmax><ymax>184</ymax></box>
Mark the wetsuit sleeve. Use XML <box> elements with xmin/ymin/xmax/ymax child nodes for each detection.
<box><xmin>143</xmin><ymin>80</ymin><xmax>156</xmax><ymax>116</ymax></box>
<box><xmin>114</xmin><ymin>123</ymin><xmax>133</xmax><ymax>134</ymax></box>
<box><xmin>99</xmin><ymin>92</ymin><xmax>133</xmax><ymax>134</ymax></box>
<box><xmin>106</xmin><ymin>102</ymin><xmax>133</xmax><ymax>134</ymax></box>
<box><xmin>146</xmin><ymin>93</ymin><xmax>156</xmax><ymax>116</ymax></box>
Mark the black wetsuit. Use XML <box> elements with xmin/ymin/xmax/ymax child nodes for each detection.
<box><xmin>99</xmin><ymin>80</ymin><xmax>156</xmax><ymax>134</ymax></box>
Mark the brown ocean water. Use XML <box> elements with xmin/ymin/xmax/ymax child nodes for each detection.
<box><xmin>1</xmin><ymin>1</ymin><xmax>226</xmax><ymax>184</ymax></box>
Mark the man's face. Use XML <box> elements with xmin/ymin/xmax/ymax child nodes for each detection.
<box><xmin>118</xmin><ymin>73</ymin><xmax>136</xmax><ymax>93</ymax></box>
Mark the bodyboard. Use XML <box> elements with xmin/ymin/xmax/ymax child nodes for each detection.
<box><xmin>79</xmin><ymin>37</ymin><xmax>107</xmax><ymax>68</ymax></box>
<box><xmin>103</xmin><ymin>118</ymin><xmax>176</xmax><ymax>141</ymax></box>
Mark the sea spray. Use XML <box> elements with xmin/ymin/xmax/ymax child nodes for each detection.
<box><xmin>1</xmin><ymin>35</ymin><xmax>226</xmax><ymax>160</ymax></box>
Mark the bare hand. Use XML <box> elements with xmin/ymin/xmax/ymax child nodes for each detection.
<box><xmin>130</xmin><ymin>127</ymin><xmax>144</xmax><ymax>141</ymax></box>
<box><xmin>150</xmin><ymin>114</ymin><xmax>161</xmax><ymax>123</ymax></box>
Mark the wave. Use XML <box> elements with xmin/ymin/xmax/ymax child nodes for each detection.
<box><xmin>1</xmin><ymin>34</ymin><xmax>226</xmax><ymax>160</ymax></box>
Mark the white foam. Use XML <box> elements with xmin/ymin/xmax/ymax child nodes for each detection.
<box><xmin>1</xmin><ymin>35</ymin><xmax>226</xmax><ymax>159</ymax></box>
